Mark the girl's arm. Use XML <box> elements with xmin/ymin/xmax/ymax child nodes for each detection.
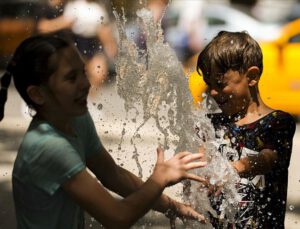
<box><xmin>63</xmin><ymin>148</ymin><xmax>206</xmax><ymax>228</ymax></box>
<box><xmin>87</xmin><ymin>148</ymin><xmax>204</xmax><ymax>221</ymax></box>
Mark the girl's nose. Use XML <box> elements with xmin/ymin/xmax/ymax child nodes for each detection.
<box><xmin>80</xmin><ymin>74</ymin><xmax>91</xmax><ymax>90</ymax></box>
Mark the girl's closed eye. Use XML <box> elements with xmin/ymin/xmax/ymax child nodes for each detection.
<box><xmin>64</xmin><ymin>70</ymin><xmax>81</xmax><ymax>82</ymax></box>
<box><xmin>70</xmin><ymin>67</ymin><xmax>88</xmax><ymax>82</ymax></box>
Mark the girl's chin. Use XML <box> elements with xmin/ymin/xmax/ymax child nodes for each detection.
<box><xmin>73</xmin><ymin>106</ymin><xmax>88</xmax><ymax>116</ymax></box>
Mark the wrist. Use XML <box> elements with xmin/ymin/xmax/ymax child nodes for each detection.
<box><xmin>150</xmin><ymin>168</ymin><xmax>168</xmax><ymax>188</ymax></box>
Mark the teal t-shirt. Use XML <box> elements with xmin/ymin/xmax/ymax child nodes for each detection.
<box><xmin>12</xmin><ymin>112</ymin><xmax>102</xmax><ymax>229</ymax></box>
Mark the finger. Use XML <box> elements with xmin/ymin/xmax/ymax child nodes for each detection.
<box><xmin>175</xmin><ymin>151</ymin><xmax>191</xmax><ymax>159</ymax></box>
<box><xmin>156</xmin><ymin>147</ymin><xmax>164</xmax><ymax>163</ymax></box>
<box><xmin>208</xmin><ymin>185</ymin><xmax>215</xmax><ymax>196</ymax></box>
<box><xmin>185</xmin><ymin>210</ymin><xmax>207</xmax><ymax>224</ymax></box>
<box><xmin>185</xmin><ymin>173</ymin><xmax>207</xmax><ymax>183</ymax></box>
<box><xmin>181</xmin><ymin>152</ymin><xmax>205</xmax><ymax>163</ymax></box>
<box><xmin>184</xmin><ymin>161</ymin><xmax>207</xmax><ymax>170</ymax></box>
<box><xmin>170</xmin><ymin>218</ymin><xmax>176</xmax><ymax>229</ymax></box>
<box><xmin>198</xmin><ymin>145</ymin><xmax>205</xmax><ymax>154</ymax></box>
<box><xmin>198</xmin><ymin>214</ymin><xmax>207</xmax><ymax>224</ymax></box>
<box><xmin>215</xmin><ymin>186</ymin><xmax>223</xmax><ymax>196</ymax></box>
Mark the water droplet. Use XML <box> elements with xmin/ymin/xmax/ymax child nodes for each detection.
<box><xmin>210</xmin><ymin>178</ymin><xmax>216</xmax><ymax>185</ymax></box>
<box><xmin>97</xmin><ymin>103</ymin><xmax>103</xmax><ymax>110</ymax></box>
<box><xmin>289</xmin><ymin>205</ymin><xmax>295</xmax><ymax>211</ymax></box>
<box><xmin>135</xmin><ymin>134</ymin><xmax>141</xmax><ymax>138</ymax></box>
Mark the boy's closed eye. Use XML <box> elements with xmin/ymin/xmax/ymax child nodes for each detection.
<box><xmin>215</xmin><ymin>80</ymin><xmax>227</xmax><ymax>89</ymax></box>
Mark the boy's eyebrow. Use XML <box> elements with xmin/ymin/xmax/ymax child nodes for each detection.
<box><xmin>214</xmin><ymin>72</ymin><xmax>225</xmax><ymax>82</ymax></box>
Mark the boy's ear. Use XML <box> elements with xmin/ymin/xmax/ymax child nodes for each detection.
<box><xmin>246</xmin><ymin>66</ymin><xmax>260</xmax><ymax>87</ymax></box>
<box><xmin>26</xmin><ymin>85</ymin><xmax>45</xmax><ymax>106</ymax></box>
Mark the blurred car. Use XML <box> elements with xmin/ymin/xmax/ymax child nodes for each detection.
<box><xmin>189</xmin><ymin>18</ymin><xmax>300</xmax><ymax>116</ymax></box>
<box><xmin>163</xmin><ymin>2</ymin><xmax>281</xmax><ymax>63</ymax></box>
<box><xmin>201</xmin><ymin>3</ymin><xmax>280</xmax><ymax>43</ymax></box>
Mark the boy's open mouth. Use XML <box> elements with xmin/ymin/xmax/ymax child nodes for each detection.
<box><xmin>216</xmin><ymin>99</ymin><xmax>228</xmax><ymax>106</ymax></box>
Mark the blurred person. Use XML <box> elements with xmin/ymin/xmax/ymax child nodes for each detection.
<box><xmin>0</xmin><ymin>34</ymin><xmax>207</xmax><ymax>228</ymax></box>
<box><xmin>163</xmin><ymin>0</ymin><xmax>205</xmax><ymax>72</ymax></box>
<box><xmin>37</xmin><ymin>0</ymin><xmax>72</xmax><ymax>36</ymax></box>
<box><xmin>37</xmin><ymin>0</ymin><xmax>117</xmax><ymax>91</ymax></box>
<box><xmin>148</xmin><ymin>0</ymin><xmax>169</xmax><ymax>23</ymax></box>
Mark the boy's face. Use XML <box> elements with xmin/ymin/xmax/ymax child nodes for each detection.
<box><xmin>207</xmin><ymin>69</ymin><xmax>251</xmax><ymax>116</ymax></box>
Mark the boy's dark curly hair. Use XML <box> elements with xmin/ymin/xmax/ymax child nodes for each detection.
<box><xmin>197</xmin><ymin>31</ymin><xmax>263</xmax><ymax>84</ymax></box>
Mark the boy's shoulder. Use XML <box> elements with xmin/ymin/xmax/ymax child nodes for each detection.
<box><xmin>263</xmin><ymin>110</ymin><xmax>296</xmax><ymax>135</ymax></box>
<box><xmin>267</xmin><ymin>110</ymin><xmax>295</xmax><ymax>125</ymax></box>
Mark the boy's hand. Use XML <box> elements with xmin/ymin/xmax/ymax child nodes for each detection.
<box><xmin>208</xmin><ymin>183</ymin><xmax>223</xmax><ymax>197</ymax></box>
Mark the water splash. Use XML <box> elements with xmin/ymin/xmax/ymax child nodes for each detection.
<box><xmin>113</xmin><ymin>7</ymin><xmax>241</xmax><ymax>227</ymax></box>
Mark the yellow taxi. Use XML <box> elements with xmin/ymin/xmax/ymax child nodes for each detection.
<box><xmin>189</xmin><ymin>18</ymin><xmax>300</xmax><ymax>115</ymax></box>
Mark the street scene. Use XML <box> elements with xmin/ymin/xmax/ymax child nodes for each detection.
<box><xmin>1</xmin><ymin>0</ymin><xmax>300</xmax><ymax>228</ymax></box>
<box><xmin>1</xmin><ymin>82</ymin><xmax>299</xmax><ymax>228</ymax></box>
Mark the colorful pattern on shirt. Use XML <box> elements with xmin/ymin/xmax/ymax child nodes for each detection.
<box><xmin>209</xmin><ymin>110</ymin><xmax>295</xmax><ymax>228</ymax></box>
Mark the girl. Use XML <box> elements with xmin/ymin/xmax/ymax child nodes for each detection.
<box><xmin>0</xmin><ymin>34</ymin><xmax>206</xmax><ymax>229</ymax></box>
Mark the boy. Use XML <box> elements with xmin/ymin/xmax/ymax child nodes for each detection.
<box><xmin>196</xmin><ymin>31</ymin><xmax>296</xmax><ymax>228</ymax></box>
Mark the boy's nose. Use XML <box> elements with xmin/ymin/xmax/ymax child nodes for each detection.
<box><xmin>210</xmin><ymin>88</ymin><xmax>218</xmax><ymax>97</ymax></box>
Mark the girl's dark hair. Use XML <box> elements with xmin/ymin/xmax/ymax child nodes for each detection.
<box><xmin>197</xmin><ymin>31</ymin><xmax>263</xmax><ymax>84</ymax></box>
<box><xmin>0</xmin><ymin>34</ymin><xmax>70</xmax><ymax>121</ymax></box>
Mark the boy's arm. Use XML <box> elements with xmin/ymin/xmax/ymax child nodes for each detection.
<box><xmin>231</xmin><ymin>149</ymin><xmax>278</xmax><ymax>177</ymax></box>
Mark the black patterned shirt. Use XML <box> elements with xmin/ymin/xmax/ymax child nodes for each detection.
<box><xmin>210</xmin><ymin>110</ymin><xmax>296</xmax><ymax>229</ymax></box>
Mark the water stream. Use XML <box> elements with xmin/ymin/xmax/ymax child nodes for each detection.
<box><xmin>113</xmin><ymin>5</ymin><xmax>241</xmax><ymax>228</ymax></box>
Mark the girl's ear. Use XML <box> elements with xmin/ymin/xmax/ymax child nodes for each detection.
<box><xmin>26</xmin><ymin>85</ymin><xmax>45</xmax><ymax>106</ymax></box>
<box><xmin>246</xmin><ymin>66</ymin><xmax>260</xmax><ymax>87</ymax></box>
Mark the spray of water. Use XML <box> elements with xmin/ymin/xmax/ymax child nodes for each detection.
<box><xmin>113</xmin><ymin>7</ymin><xmax>241</xmax><ymax>227</ymax></box>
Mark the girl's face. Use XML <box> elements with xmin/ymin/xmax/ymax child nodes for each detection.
<box><xmin>42</xmin><ymin>46</ymin><xmax>91</xmax><ymax>118</ymax></box>
<box><xmin>208</xmin><ymin>69</ymin><xmax>251</xmax><ymax>116</ymax></box>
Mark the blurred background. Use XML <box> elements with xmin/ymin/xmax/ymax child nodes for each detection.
<box><xmin>0</xmin><ymin>0</ymin><xmax>300</xmax><ymax>228</ymax></box>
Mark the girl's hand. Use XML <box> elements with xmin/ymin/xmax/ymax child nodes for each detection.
<box><xmin>152</xmin><ymin>147</ymin><xmax>207</xmax><ymax>187</ymax></box>
<box><xmin>165</xmin><ymin>200</ymin><xmax>207</xmax><ymax>228</ymax></box>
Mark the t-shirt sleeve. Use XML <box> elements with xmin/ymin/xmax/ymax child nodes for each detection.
<box><xmin>27</xmin><ymin>137</ymin><xmax>85</xmax><ymax>195</ymax></box>
<box><xmin>75</xmin><ymin>112</ymin><xmax>104</xmax><ymax>158</ymax></box>
<box><xmin>264</xmin><ymin>112</ymin><xmax>296</xmax><ymax>169</ymax></box>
